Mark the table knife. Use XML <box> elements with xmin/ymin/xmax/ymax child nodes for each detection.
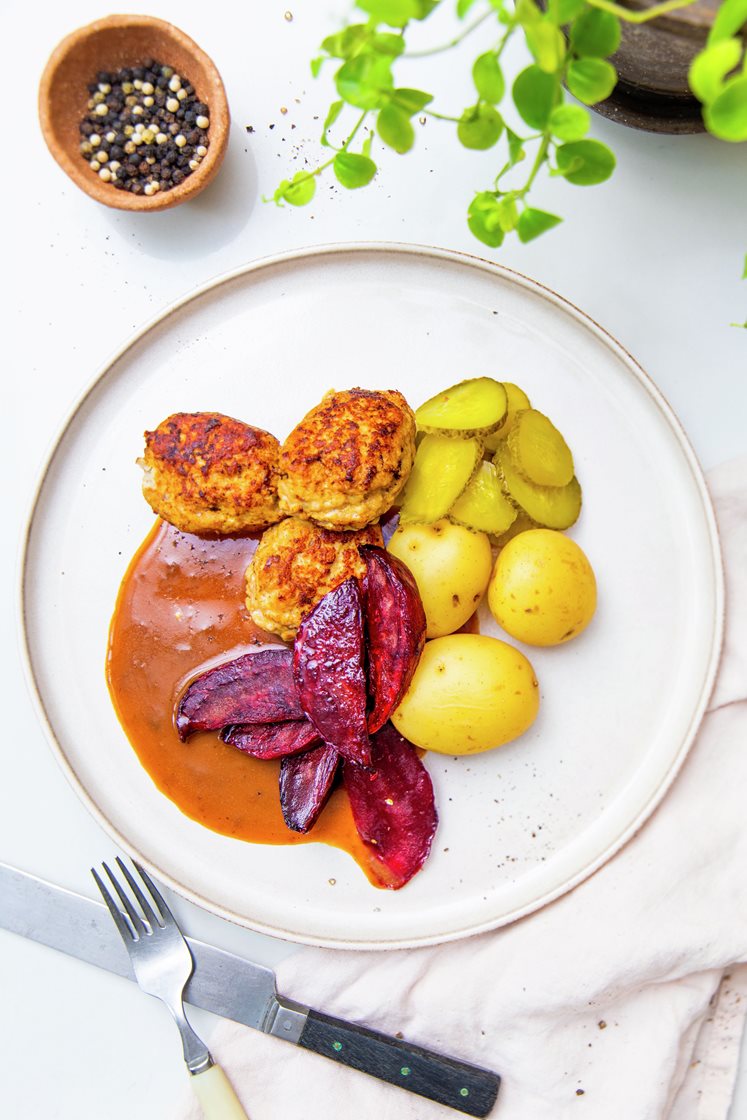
<box><xmin>0</xmin><ymin>861</ymin><xmax>500</xmax><ymax>1117</ymax></box>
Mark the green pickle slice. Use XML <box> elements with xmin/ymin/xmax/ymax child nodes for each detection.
<box><xmin>494</xmin><ymin>442</ymin><xmax>581</xmax><ymax>530</ymax></box>
<box><xmin>508</xmin><ymin>409</ymin><xmax>574</xmax><ymax>487</ymax></box>
<box><xmin>415</xmin><ymin>377</ymin><xmax>508</xmax><ymax>437</ymax></box>
<box><xmin>484</xmin><ymin>382</ymin><xmax>531</xmax><ymax>452</ymax></box>
<box><xmin>400</xmin><ymin>433</ymin><xmax>483</xmax><ymax>523</ymax></box>
<box><xmin>449</xmin><ymin>461</ymin><xmax>517</xmax><ymax>535</ymax></box>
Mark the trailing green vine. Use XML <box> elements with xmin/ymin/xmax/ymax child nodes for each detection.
<box><xmin>273</xmin><ymin>0</ymin><xmax>746</xmax><ymax>319</ymax></box>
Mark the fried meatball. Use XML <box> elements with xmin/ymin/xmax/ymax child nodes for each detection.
<box><xmin>277</xmin><ymin>388</ymin><xmax>416</xmax><ymax>531</ymax></box>
<box><xmin>141</xmin><ymin>412</ymin><xmax>282</xmax><ymax>534</ymax></box>
<box><xmin>246</xmin><ymin>517</ymin><xmax>384</xmax><ymax>641</ymax></box>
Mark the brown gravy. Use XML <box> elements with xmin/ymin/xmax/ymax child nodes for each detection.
<box><xmin>106</xmin><ymin>520</ymin><xmax>383</xmax><ymax>885</ymax></box>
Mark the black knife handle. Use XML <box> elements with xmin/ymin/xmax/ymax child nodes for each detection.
<box><xmin>298</xmin><ymin>1008</ymin><xmax>500</xmax><ymax>1117</ymax></box>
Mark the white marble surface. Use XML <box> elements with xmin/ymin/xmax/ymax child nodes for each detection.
<box><xmin>2</xmin><ymin>1</ymin><xmax>746</xmax><ymax>1117</ymax></box>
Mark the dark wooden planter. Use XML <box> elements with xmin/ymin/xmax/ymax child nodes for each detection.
<box><xmin>595</xmin><ymin>0</ymin><xmax>718</xmax><ymax>133</ymax></box>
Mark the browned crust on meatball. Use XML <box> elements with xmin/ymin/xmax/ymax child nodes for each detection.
<box><xmin>277</xmin><ymin>388</ymin><xmax>416</xmax><ymax>530</ymax></box>
<box><xmin>245</xmin><ymin>516</ymin><xmax>384</xmax><ymax>641</ymax></box>
<box><xmin>141</xmin><ymin>412</ymin><xmax>282</xmax><ymax>534</ymax></box>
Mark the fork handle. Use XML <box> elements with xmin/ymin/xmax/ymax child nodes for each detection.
<box><xmin>191</xmin><ymin>1064</ymin><xmax>249</xmax><ymax>1119</ymax></box>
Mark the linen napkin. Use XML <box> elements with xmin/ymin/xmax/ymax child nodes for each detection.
<box><xmin>176</xmin><ymin>456</ymin><xmax>747</xmax><ymax>1120</ymax></box>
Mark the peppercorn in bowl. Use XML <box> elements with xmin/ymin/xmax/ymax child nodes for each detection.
<box><xmin>39</xmin><ymin>14</ymin><xmax>229</xmax><ymax>211</ymax></box>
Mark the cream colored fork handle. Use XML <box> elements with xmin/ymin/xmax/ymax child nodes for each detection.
<box><xmin>192</xmin><ymin>1064</ymin><xmax>250</xmax><ymax>1119</ymax></box>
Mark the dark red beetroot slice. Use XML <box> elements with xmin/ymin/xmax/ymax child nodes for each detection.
<box><xmin>280</xmin><ymin>743</ymin><xmax>339</xmax><ymax>833</ymax></box>
<box><xmin>360</xmin><ymin>546</ymin><xmax>426</xmax><ymax>734</ymax></box>
<box><xmin>293</xmin><ymin>577</ymin><xmax>371</xmax><ymax>767</ymax></box>
<box><xmin>221</xmin><ymin>720</ymin><xmax>320</xmax><ymax>760</ymax></box>
<box><xmin>176</xmin><ymin>649</ymin><xmax>303</xmax><ymax>741</ymax></box>
<box><xmin>343</xmin><ymin>723</ymin><xmax>437</xmax><ymax>889</ymax></box>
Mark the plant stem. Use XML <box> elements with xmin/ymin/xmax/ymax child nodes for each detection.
<box><xmin>586</xmin><ymin>0</ymin><xmax>697</xmax><ymax>23</ymax></box>
<box><xmin>292</xmin><ymin>111</ymin><xmax>370</xmax><ymax>186</ymax></box>
<box><xmin>424</xmin><ymin>108</ymin><xmax>464</xmax><ymax>122</ymax></box>
<box><xmin>519</xmin><ymin>133</ymin><xmax>551</xmax><ymax>196</ymax></box>
<box><xmin>405</xmin><ymin>9</ymin><xmax>493</xmax><ymax>57</ymax></box>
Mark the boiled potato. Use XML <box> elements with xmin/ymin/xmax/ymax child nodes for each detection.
<box><xmin>488</xmin><ymin>529</ymin><xmax>596</xmax><ymax>646</ymax></box>
<box><xmin>391</xmin><ymin>634</ymin><xmax>539</xmax><ymax>754</ymax></box>
<box><xmin>387</xmin><ymin>519</ymin><xmax>492</xmax><ymax>638</ymax></box>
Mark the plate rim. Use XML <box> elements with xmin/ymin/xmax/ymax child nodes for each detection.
<box><xmin>18</xmin><ymin>240</ymin><xmax>726</xmax><ymax>950</ymax></box>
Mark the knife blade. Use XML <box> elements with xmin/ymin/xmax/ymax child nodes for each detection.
<box><xmin>0</xmin><ymin>862</ymin><xmax>500</xmax><ymax>1117</ymax></box>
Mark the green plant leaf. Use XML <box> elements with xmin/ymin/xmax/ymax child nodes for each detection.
<box><xmin>336</xmin><ymin>54</ymin><xmax>394</xmax><ymax>109</ymax></box>
<box><xmin>515</xmin><ymin>0</ymin><xmax>567</xmax><ymax>71</ymax></box>
<box><xmin>496</xmin><ymin>195</ymin><xmax>519</xmax><ymax>231</ymax></box>
<box><xmin>333</xmin><ymin>151</ymin><xmax>378</xmax><ymax>187</ymax></box>
<box><xmin>311</xmin><ymin>57</ymin><xmax>324</xmax><ymax>78</ymax></box>
<box><xmin>556</xmin><ymin>138</ymin><xmax>616</xmax><ymax>184</ymax></box>
<box><xmin>689</xmin><ymin>38</ymin><xmax>743</xmax><ymax>105</ymax></box>
<box><xmin>517</xmin><ymin>207</ymin><xmax>563</xmax><ymax>242</ymax></box>
<box><xmin>527</xmin><ymin>21</ymin><xmax>568</xmax><ymax>72</ymax></box>
<box><xmin>743</xmin><ymin>253</ymin><xmax>747</xmax><ymax>278</ymax></box>
<box><xmin>473</xmin><ymin>52</ymin><xmax>506</xmax><ymax>103</ymax></box>
<box><xmin>704</xmin><ymin>75</ymin><xmax>747</xmax><ymax>139</ymax></box>
<box><xmin>506</xmin><ymin>127</ymin><xmax>526</xmax><ymax>165</ymax></box>
<box><xmin>549</xmin><ymin>103</ymin><xmax>590</xmax><ymax>139</ymax></box>
<box><xmin>708</xmin><ymin>0</ymin><xmax>747</xmax><ymax>44</ymax></box>
<box><xmin>371</xmin><ymin>32</ymin><xmax>406</xmax><ymax>56</ymax></box>
<box><xmin>570</xmin><ymin>9</ymin><xmax>621</xmax><ymax>57</ymax></box>
<box><xmin>390</xmin><ymin>87</ymin><xmax>434</xmax><ymax>113</ymax></box>
<box><xmin>378</xmin><ymin>104</ymin><xmax>416</xmax><ymax>151</ymax></box>
<box><xmin>414</xmin><ymin>0</ymin><xmax>440</xmax><ymax>15</ymax></box>
<box><xmin>458</xmin><ymin>104</ymin><xmax>504</xmax><ymax>148</ymax></box>
<box><xmin>274</xmin><ymin>172</ymin><xmax>316</xmax><ymax>206</ymax></box>
<box><xmin>356</xmin><ymin>0</ymin><xmax>420</xmax><ymax>27</ymax></box>
<box><xmin>458</xmin><ymin>0</ymin><xmax>479</xmax><ymax>15</ymax></box>
<box><xmin>512</xmin><ymin>65</ymin><xmax>560</xmax><ymax>127</ymax></box>
<box><xmin>362</xmin><ymin>130</ymin><xmax>374</xmax><ymax>157</ymax></box>
<box><xmin>549</xmin><ymin>0</ymin><xmax>586</xmax><ymax>23</ymax></box>
<box><xmin>322</xmin><ymin>25</ymin><xmax>369</xmax><ymax>59</ymax></box>
<box><xmin>566</xmin><ymin>58</ymin><xmax>617</xmax><ymax>104</ymax></box>
<box><xmin>321</xmin><ymin>100</ymin><xmax>344</xmax><ymax>145</ymax></box>
<box><xmin>467</xmin><ymin>193</ymin><xmax>506</xmax><ymax>248</ymax></box>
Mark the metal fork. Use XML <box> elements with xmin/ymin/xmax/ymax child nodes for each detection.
<box><xmin>92</xmin><ymin>857</ymin><xmax>249</xmax><ymax>1119</ymax></box>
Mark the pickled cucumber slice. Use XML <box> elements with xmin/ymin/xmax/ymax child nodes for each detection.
<box><xmin>508</xmin><ymin>409</ymin><xmax>574</xmax><ymax>487</ymax></box>
<box><xmin>484</xmin><ymin>382</ymin><xmax>532</xmax><ymax>452</ymax></box>
<box><xmin>415</xmin><ymin>378</ymin><xmax>507</xmax><ymax>437</ymax></box>
<box><xmin>494</xmin><ymin>442</ymin><xmax>581</xmax><ymax>530</ymax></box>
<box><xmin>449</xmin><ymin>461</ymin><xmax>517</xmax><ymax>535</ymax></box>
<box><xmin>399</xmin><ymin>434</ymin><xmax>483</xmax><ymax>523</ymax></box>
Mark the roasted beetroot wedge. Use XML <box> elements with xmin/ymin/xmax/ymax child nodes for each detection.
<box><xmin>360</xmin><ymin>546</ymin><xmax>426</xmax><ymax>734</ymax></box>
<box><xmin>280</xmin><ymin>743</ymin><xmax>339</xmax><ymax>833</ymax></box>
<box><xmin>176</xmin><ymin>648</ymin><xmax>303</xmax><ymax>741</ymax></box>
<box><xmin>293</xmin><ymin>577</ymin><xmax>371</xmax><ymax>767</ymax></box>
<box><xmin>344</xmin><ymin>723</ymin><xmax>437</xmax><ymax>889</ymax></box>
<box><xmin>221</xmin><ymin>719</ymin><xmax>320</xmax><ymax>760</ymax></box>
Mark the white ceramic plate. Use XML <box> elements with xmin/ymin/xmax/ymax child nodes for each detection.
<box><xmin>21</xmin><ymin>244</ymin><xmax>723</xmax><ymax>950</ymax></box>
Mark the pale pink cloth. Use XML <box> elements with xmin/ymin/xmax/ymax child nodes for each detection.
<box><xmin>177</xmin><ymin>457</ymin><xmax>747</xmax><ymax>1120</ymax></box>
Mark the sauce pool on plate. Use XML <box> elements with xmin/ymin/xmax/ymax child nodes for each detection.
<box><xmin>106</xmin><ymin>520</ymin><xmax>385</xmax><ymax>884</ymax></box>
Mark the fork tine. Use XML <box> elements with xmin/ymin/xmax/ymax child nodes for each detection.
<box><xmin>103</xmin><ymin>861</ymin><xmax>147</xmax><ymax>938</ymax></box>
<box><xmin>131</xmin><ymin>860</ymin><xmax>172</xmax><ymax>926</ymax></box>
<box><xmin>116</xmin><ymin>856</ymin><xmax>161</xmax><ymax>929</ymax></box>
<box><xmin>91</xmin><ymin>866</ymin><xmax>137</xmax><ymax>942</ymax></box>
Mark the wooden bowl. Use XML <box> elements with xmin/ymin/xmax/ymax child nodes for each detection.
<box><xmin>39</xmin><ymin>14</ymin><xmax>229</xmax><ymax>211</ymax></box>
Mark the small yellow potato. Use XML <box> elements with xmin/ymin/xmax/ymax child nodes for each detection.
<box><xmin>388</xmin><ymin>519</ymin><xmax>492</xmax><ymax>638</ymax></box>
<box><xmin>391</xmin><ymin>634</ymin><xmax>539</xmax><ymax>755</ymax></box>
<box><xmin>488</xmin><ymin>529</ymin><xmax>597</xmax><ymax>647</ymax></box>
